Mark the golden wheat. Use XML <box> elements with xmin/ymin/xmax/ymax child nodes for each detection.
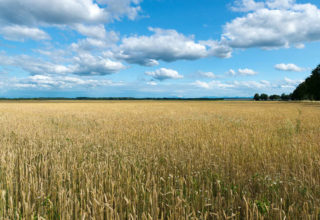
<box><xmin>0</xmin><ymin>101</ymin><xmax>319</xmax><ymax>219</ymax></box>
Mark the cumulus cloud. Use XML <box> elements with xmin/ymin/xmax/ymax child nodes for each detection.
<box><xmin>0</xmin><ymin>0</ymin><xmax>141</xmax><ymax>26</ymax></box>
<box><xmin>117</xmin><ymin>27</ymin><xmax>232</xmax><ymax>66</ymax></box>
<box><xmin>0</xmin><ymin>0</ymin><xmax>104</xmax><ymax>26</ymax></box>
<box><xmin>232</xmin><ymin>0</ymin><xmax>295</xmax><ymax>12</ymax></box>
<box><xmin>199</xmin><ymin>40</ymin><xmax>232</xmax><ymax>58</ymax></box>
<box><xmin>145</xmin><ymin>68</ymin><xmax>183</xmax><ymax>81</ymax></box>
<box><xmin>0</xmin><ymin>0</ymin><xmax>142</xmax><ymax>42</ymax></box>
<box><xmin>118</xmin><ymin>28</ymin><xmax>206</xmax><ymax>65</ymax></box>
<box><xmin>96</xmin><ymin>0</ymin><xmax>142</xmax><ymax>21</ymax></box>
<box><xmin>266</xmin><ymin>0</ymin><xmax>294</xmax><ymax>9</ymax></box>
<box><xmin>8</xmin><ymin>75</ymin><xmax>123</xmax><ymax>90</ymax></box>
<box><xmin>33</xmin><ymin>49</ymin><xmax>73</xmax><ymax>64</ymax></box>
<box><xmin>0</xmin><ymin>25</ymin><xmax>50</xmax><ymax>41</ymax></box>
<box><xmin>72</xmin><ymin>24</ymin><xmax>120</xmax><ymax>48</ymax></box>
<box><xmin>227</xmin><ymin>68</ymin><xmax>258</xmax><ymax>76</ymax></box>
<box><xmin>71</xmin><ymin>53</ymin><xmax>126</xmax><ymax>75</ymax></box>
<box><xmin>71</xmin><ymin>38</ymin><xmax>109</xmax><ymax>52</ymax></box>
<box><xmin>0</xmin><ymin>53</ymin><xmax>72</xmax><ymax>75</ymax></box>
<box><xmin>224</xmin><ymin>0</ymin><xmax>320</xmax><ymax>49</ymax></box>
<box><xmin>0</xmin><ymin>52</ymin><xmax>126</xmax><ymax>76</ymax></box>
<box><xmin>275</xmin><ymin>63</ymin><xmax>304</xmax><ymax>72</ymax></box>
<box><xmin>70</xmin><ymin>32</ymin><xmax>119</xmax><ymax>52</ymax></box>
<box><xmin>231</xmin><ymin>0</ymin><xmax>265</xmax><ymax>12</ymax></box>
<box><xmin>73</xmin><ymin>24</ymin><xmax>108</xmax><ymax>39</ymax></box>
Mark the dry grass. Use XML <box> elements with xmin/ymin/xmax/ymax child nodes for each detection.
<box><xmin>0</xmin><ymin>101</ymin><xmax>319</xmax><ymax>219</ymax></box>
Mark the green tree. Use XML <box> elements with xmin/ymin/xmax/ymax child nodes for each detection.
<box><xmin>260</xmin><ymin>93</ymin><xmax>269</xmax><ymax>100</ymax></box>
<box><xmin>281</xmin><ymin>93</ymin><xmax>291</xmax><ymax>101</ymax></box>
<box><xmin>292</xmin><ymin>65</ymin><xmax>320</xmax><ymax>100</ymax></box>
<box><xmin>269</xmin><ymin>94</ymin><xmax>280</xmax><ymax>100</ymax></box>
<box><xmin>254</xmin><ymin>93</ymin><xmax>260</xmax><ymax>101</ymax></box>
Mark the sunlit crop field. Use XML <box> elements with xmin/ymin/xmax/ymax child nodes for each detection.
<box><xmin>0</xmin><ymin>101</ymin><xmax>319</xmax><ymax>219</ymax></box>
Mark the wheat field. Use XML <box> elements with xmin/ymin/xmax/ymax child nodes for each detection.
<box><xmin>0</xmin><ymin>101</ymin><xmax>319</xmax><ymax>219</ymax></box>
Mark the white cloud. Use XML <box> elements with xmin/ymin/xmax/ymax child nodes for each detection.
<box><xmin>0</xmin><ymin>52</ymin><xmax>126</xmax><ymax>76</ymax></box>
<box><xmin>193</xmin><ymin>80</ymin><xmax>235</xmax><ymax>89</ymax></box>
<box><xmin>199</xmin><ymin>40</ymin><xmax>232</xmax><ymax>58</ymax></box>
<box><xmin>72</xmin><ymin>25</ymin><xmax>120</xmax><ymax>48</ymax></box>
<box><xmin>0</xmin><ymin>54</ymin><xmax>74</xmax><ymax>75</ymax></box>
<box><xmin>282</xmin><ymin>77</ymin><xmax>303</xmax><ymax>88</ymax></box>
<box><xmin>193</xmin><ymin>80</ymin><xmax>272</xmax><ymax>89</ymax></box>
<box><xmin>0</xmin><ymin>0</ymin><xmax>142</xmax><ymax>26</ymax></box>
<box><xmin>197</xmin><ymin>71</ymin><xmax>217</xmax><ymax>78</ymax></box>
<box><xmin>147</xmin><ymin>81</ymin><xmax>157</xmax><ymax>86</ymax></box>
<box><xmin>71</xmin><ymin>38</ymin><xmax>108</xmax><ymax>51</ymax></box>
<box><xmin>233</xmin><ymin>80</ymin><xmax>271</xmax><ymax>88</ymax></box>
<box><xmin>9</xmin><ymin>75</ymin><xmax>123</xmax><ymax>90</ymax></box>
<box><xmin>0</xmin><ymin>0</ymin><xmax>142</xmax><ymax>42</ymax></box>
<box><xmin>96</xmin><ymin>0</ymin><xmax>142</xmax><ymax>21</ymax></box>
<box><xmin>0</xmin><ymin>0</ymin><xmax>106</xmax><ymax>26</ymax></box>
<box><xmin>231</xmin><ymin>0</ymin><xmax>265</xmax><ymax>12</ymax></box>
<box><xmin>118</xmin><ymin>28</ymin><xmax>206</xmax><ymax>65</ymax></box>
<box><xmin>232</xmin><ymin>0</ymin><xmax>295</xmax><ymax>12</ymax></box>
<box><xmin>238</xmin><ymin>68</ymin><xmax>258</xmax><ymax>75</ymax></box>
<box><xmin>227</xmin><ymin>68</ymin><xmax>257</xmax><ymax>76</ymax></box>
<box><xmin>227</xmin><ymin>69</ymin><xmax>236</xmax><ymax>76</ymax></box>
<box><xmin>72</xmin><ymin>53</ymin><xmax>126</xmax><ymax>75</ymax></box>
<box><xmin>224</xmin><ymin>0</ymin><xmax>320</xmax><ymax>49</ymax></box>
<box><xmin>70</xmin><ymin>33</ymin><xmax>119</xmax><ymax>52</ymax></box>
<box><xmin>73</xmin><ymin>24</ymin><xmax>108</xmax><ymax>39</ymax></box>
<box><xmin>0</xmin><ymin>25</ymin><xmax>50</xmax><ymax>41</ymax></box>
<box><xmin>266</xmin><ymin>0</ymin><xmax>294</xmax><ymax>9</ymax></box>
<box><xmin>33</xmin><ymin>49</ymin><xmax>73</xmax><ymax>64</ymax></box>
<box><xmin>275</xmin><ymin>63</ymin><xmax>304</xmax><ymax>72</ymax></box>
<box><xmin>145</xmin><ymin>68</ymin><xmax>183</xmax><ymax>81</ymax></box>
<box><xmin>294</xmin><ymin>43</ymin><xmax>305</xmax><ymax>49</ymax></box>
<box><xmin>193</xmin><ymin>80</ymin><xmax>211</xmax><ymax>89</ymax></box>
<box><xmin>117</xmin><ymin>27</ymin><xmax>232</xmax><ymax>66</ymax></box>
<box><xmin>193</xmin><ymin>77</ymin><xmax>303</xmax><ymax>91</ymax></box>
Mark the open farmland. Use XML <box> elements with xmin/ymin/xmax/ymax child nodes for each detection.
<box><xmin>0</xmin><ymin>101</ymin><xmax>320</xmax><ymax>219</ymax></box>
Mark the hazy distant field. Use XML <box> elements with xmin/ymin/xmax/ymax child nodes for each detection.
<box><xmin>0</xmin><ymin>101</ymin><xmax>319</xmax><ymax>219</ymax></box>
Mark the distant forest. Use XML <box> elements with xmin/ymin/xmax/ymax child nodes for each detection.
<box><xmin>254</xmin><ymin>64</ymin><xmax>320</xmax><ymax>101</ymax></box>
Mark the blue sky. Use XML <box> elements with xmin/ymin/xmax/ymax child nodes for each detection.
<box><xmin>0</xmin><ymin>0</ymin><xmax>319</xmax><ymax>98</ymax></box>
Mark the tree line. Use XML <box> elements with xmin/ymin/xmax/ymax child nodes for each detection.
<box><xmin>254</xmin><ymin>64</ymin><xmax>320</xmax><ymax>101</ymax></box>
<box><xmin>253</xmin><ymin>93</ymin><xmax>291</xmax><ymax>101</ymax></box>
